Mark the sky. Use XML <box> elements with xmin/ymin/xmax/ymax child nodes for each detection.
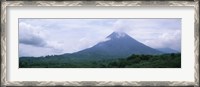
<box><xmin>19</xmin><ymin>19</ymin><xmax>181</xmax><ymax>57</ymax></box>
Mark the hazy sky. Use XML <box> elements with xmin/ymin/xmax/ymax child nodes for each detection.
<box><xmin>19</xmin><ymin>19</ymin><xmax>181</xmax><ymax>57</ymax></box>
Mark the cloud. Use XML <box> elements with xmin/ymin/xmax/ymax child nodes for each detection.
<box><xmin>19</xmin><ymin>44</ymin><xmax>61</xmax><ymax>57</ymax></box>
<box><xmin>19</xmin><ymin>36</ymin><xmax>47</xmax><ymax>47</ymax></box>
<box><xmin>112</xmin><ymin>20</ymin><xmax>132</xmax><ymax>33</ymax></box>
<box><xmin>19</xmin><ymin>22</ymin><xmax>65</xmax><ymax>56</ymax></box>
<box><xmin>19</xmin><ymin>19</ymin><xmax>114</xmax><ymax>57</ymax></box>
<box><xmin>110</xmin><ymin>19</ymin><xmax>181</xmax><ymax>51</ymax></box>
<box><xmin>142</xmin><ymin>30</ymin><xmax>181</xmax><ymax>51</ymax></box>
<box><xmin>96</xmin><ymin>38</ymin><xmax>111</xmax><ymax>44</ymax></box>
<box><xmin>19</xmin><ymin>22</ymin><xmax>47</xmax><ymax>47</ymax></box>
<box><xmin>19</xmin><ymin>19</ymin><xmax>181</xmax><ymax>57</ymax></box>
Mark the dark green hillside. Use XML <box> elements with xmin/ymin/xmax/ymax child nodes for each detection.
<box><xmin>19</xmin><ymin>53</ymin><xmax>181</xmax><ymax>68</ymax></box>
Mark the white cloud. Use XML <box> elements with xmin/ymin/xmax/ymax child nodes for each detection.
<box><xmin>142</xmin><ymin>30</ymin><xmax>181</xmax><ymax>51</ymax></box>
<box><xmin>110</xmin><ymin>19</ymin><xmax>181</xmax><ymax>51</ymax></box>
<box><xmin>19</xmin><ymin>22</ymin><xmax>47</xmax><ymax>47</ymax></box>
<box><xmin>19</xmin><ymin>19</ymin><xmax>181</xmax><ymax>57</ymax></box>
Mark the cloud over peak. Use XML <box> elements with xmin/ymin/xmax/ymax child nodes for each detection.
<box><xmin>19</xmin><ymin>19</ymin><xmax>181</xmax><ymax>57</ymax></box>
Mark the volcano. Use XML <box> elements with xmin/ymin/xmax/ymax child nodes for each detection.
<box><xmin>63</xmin><ymin>32</ymin><xmax>162</xmax><ymax>59</ymax></box>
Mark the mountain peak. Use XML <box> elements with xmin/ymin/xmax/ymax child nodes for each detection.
<box><xmin>107</xmin><ymin>31</ymin><xmax>128</xmax><ymax>39</ymax></box>
<box><xmin>63</xmin><ymin>30</ymin><xmax>163</xmax><ymax>59</ymax></box>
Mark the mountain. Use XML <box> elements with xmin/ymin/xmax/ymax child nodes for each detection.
<box><xmin>63</xmin><ymin>31</ymin><xmax>162</xmax><ymax>59</ymax></box>
<box><xmin>156</xmin><ymin>48</ymin><xmax>179</xmax><ymax>53</ymax></box>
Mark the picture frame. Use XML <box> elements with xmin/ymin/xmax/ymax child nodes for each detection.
<box><xmin>1</xmin><ymin>0</ymin><xmax>199</xmax><ymax>87</ymax></box>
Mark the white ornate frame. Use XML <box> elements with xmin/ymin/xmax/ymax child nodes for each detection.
<box><xmin>1</xmin><ymin>0</ymin><xmax>199</xmax><ymax>87</ymax></box>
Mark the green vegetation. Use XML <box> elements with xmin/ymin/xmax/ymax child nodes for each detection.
<box><xmin>19</xmin><ymin>53</ymin><xmax>181</xmax><ymax>68</ymax></box>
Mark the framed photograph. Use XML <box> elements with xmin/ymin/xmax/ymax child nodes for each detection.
<box><xmin>1</xmin><ymin>0</ymin><xmax>199</xmax><ymax>87</ymax></box>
